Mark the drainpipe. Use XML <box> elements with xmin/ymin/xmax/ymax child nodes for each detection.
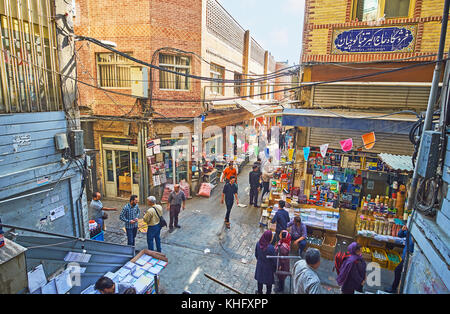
<box><xmin>400</xmin><ymin>0</ymin><xmax>450</xmax><ymax>294</ymax></box>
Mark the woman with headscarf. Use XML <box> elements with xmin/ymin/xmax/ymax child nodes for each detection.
<box><xmin>254</xmin><ymin>230</ymin><xmax>277</xmax><ymax>294</ymax></box>
<box><xmin>275</xmin><ymin>230</ymin><xmax>291</xmax><ymax>293</ymax></box>
<box><xmin>336</xmin><ymin>242</ymin><xmax>367</xmax><ymax>294</ymax></box>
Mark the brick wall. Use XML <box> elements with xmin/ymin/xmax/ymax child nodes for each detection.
<box><xmin>302</xmin><ymin>0</ymin><xmax>449</xmax><ymax>63</ymax></box>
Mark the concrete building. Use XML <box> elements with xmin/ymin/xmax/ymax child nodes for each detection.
<box><xmin>0</xmin><ymin>0</ymin><xmax>89</xmax><ymax>237</ymax></box>
<box><xmin>74</xmin><ymin>0</ymin><xmax>285</xmax><ymax>202</ymax></box>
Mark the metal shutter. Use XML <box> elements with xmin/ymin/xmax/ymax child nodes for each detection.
<box><xmin>307</xmin><ymin>127</ymin><xmax>414</xmax><ymax>155</ymax></box>
<box><xmin>313</xmin><ymin>85</ymin><xmax>430</xmax><ymax>111</ymax></box>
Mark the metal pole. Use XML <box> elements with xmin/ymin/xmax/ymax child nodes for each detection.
<box><xmin>204</xmin><ymin>273</ymin><xmax>243</xmax><ymax>294</ymax></box>
<box><xmin>400</xmin><ymin>0</ymin><xmax>450</xmax><ymax>294</ymax></box>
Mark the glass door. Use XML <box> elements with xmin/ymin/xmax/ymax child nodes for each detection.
<box><xmin>104</xmin><ymin>150</ymin><xmax>117</xmax><ymax>197</ymax></box>
<box><xmin>162</xmin><ymin>149</ymin><xmax>174</xmax><ymax>184</ymax></box>
<box><xmin>116</xmin><ymin>150</ymin><xmax>132</xmax><ymax>198</ymax></box>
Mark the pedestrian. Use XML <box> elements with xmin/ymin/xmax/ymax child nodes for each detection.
<box><xmin>95</xmin><ymin>276</ymin><xmax>132</xmax><ymax>294</ymax></box>
<box><xmin>167</xmin><ymin>184</ymin><xmax>186</xmax><ymax>233</ymax></box>
<box><xmin>287</xmin><ymin>216</ymin><xmax>307</xmax><ymax>257</ymax></box>
<box><xmin>253</xmin><ymin>157</ymin><xmax>262</xmax><ymax>169</ymax></box>
<box><xmin>221</xmin><ymin>175</ymin><xmax>239</xmax><ymax>229</ymax></box>
<box><xmin>387</xmin><ymin>225</ymin><xmax>414</xmax><ymax>293</ymax></box>
<box><xmin>292</xmin><ymin>248</ymin><xmax>322</xmax><ymax>294</ymax></box>
<box><xmin>119</xmin><ymin>195</ymin><xmax>140</xmax><ymax>246</ymax></box>
<box><xmin>254</xmin><ymin>230</ymin><xmax>277</xmax><ymax>294</ymax></box>
<box><xmin>143</xmin><ymin>196</ymin><xmax>164</xmax><ymax>252</ymax></box>
<box><xmin>270</xmin><ymin>200</ymin><xmax>290</xmax><ymax>244</ymax></box>
<box><xmin>123</xmin><ymin>287</ymin><xmax>137</xmax><ymax>294</ymax></box>
<box><xmin>275</xmin><ymin>230</ymin><xmax>291</xmax><ymax>293</ymax></box>
<box><xmin>89</xmin><ymin>192</ymin><xmax>117</xmax><ymax>231</ymax></box>
<box><xmin>336</xmin><ymin>242</ymin><xmax>367</xmax><ymax>294</ymax></box>
<box><xmin>221</xmin><ymin>161</ymin><xmax>238</xmax><ymax>183</ymax></box>
<box><xmin>249</xmin><ymin>164</ymin><xmax>262</xmax><ymax>207</ymax></box>
<box><xmin>260</xmin><ymin>157</ymin><xmax>274</xmax><ymax>201</ymax></box>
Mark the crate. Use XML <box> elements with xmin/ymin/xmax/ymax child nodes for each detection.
<box><xmin>320</xmin><ymin>233</ymin><xmax>337</xmax><ymax>260</ymax></box>
<box><xmin>361</xmin><ymin>247</ymin><xmax>372</xmax><ymax>262</ymax></box>
<box><xmin>386</xmin><ymin>250</ymin><xmax>402</xmax><ymax>271</ymax></box>
<box><xmin>306</xmin><ymin>236</ymin><xmax>323</xmax><ymax>250</ymax></box>
<box><xmin>371</xmin><ymin>248</ymin><xmax>388</xmax><ymax>268</ymax></box>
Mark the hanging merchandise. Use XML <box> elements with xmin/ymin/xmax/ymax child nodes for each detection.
<box><xmin>230</xmin><ymin>134</ymin><xmax>235</xmax><ymax>144</ymax></box>
<box><xmin>244</xmin><ymin>142</ymin><xmax>249</xmax><ymax>152</ymax></box>
<box><xmin>201</xmin><ymin>115</ymin><xmax>205</xmax><ymax>122</ymax></box>
<box><xmin>320</xmin><ymin>144</ymin><xmax>329</xmax><ymax>158</ymax></box>
<box><xmin>340</xmin><ymin>138</ymin><xmax>353</xmax><ymax>152</ymax></box>
<box><xmin>254</xmin><ymin>145</ymin><xmax>259</xmax><ymax>157</ymax></box>
<box><xmin>288</xmin><ymin>148</ymin><xmax>295</xmax><ymax>161</ymax></box>
<box><xmin>362</xmin><ymin>132</ymin><xmax>376</xmax><ymax>150</ymax></box>
<box><xmin>303</xmin><ymin>147</ymin><xmax>310</xmax><ymax>161</ymax></box>
<box><xmin>265</xmin><ymin>148</ymin><xmax>270</xmax><ymax>158</ymax></box>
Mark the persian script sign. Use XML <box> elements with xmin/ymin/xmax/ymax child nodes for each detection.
<box><xmin>332</xmin><ymin>25</ymin><xmax>417</xmax><ymax>54</ymax></box>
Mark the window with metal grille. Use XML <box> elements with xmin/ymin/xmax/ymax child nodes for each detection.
<box><xmin>210</xmin><ymin>63</ymin><xmax>224</xmax><ymax>95</ymax></box>
<box><xmin>159</xmin><ymin>54</ymin><xmax>191</xmax><ymax>90</ymax></box>
<box><xmin>96</xmin><ymin>52</ymin><xmax>133</xmax><ymax>88</ymax></box>
<box><xmin>0</xmin><ymin>0</ymin><xmax>62</xmax><ymax>113</ymax></box>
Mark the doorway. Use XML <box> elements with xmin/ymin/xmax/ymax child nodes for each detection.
<box><xmin>103</xmin><ymin>148</ymin><xmax>140</xmax><ymax>198</ymax></box>
<box><xmin>161</xmin><ymin>145</ymin><xmax>189</xmax><ymax>184</ymax></box>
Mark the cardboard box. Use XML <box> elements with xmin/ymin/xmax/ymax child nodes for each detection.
<box><xmin>320</xmin><ymin>233</ymin><xmax>337</xmax><ymax>260</ymax></box>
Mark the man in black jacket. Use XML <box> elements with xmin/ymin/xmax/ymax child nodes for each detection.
<box><xmin>249</xmin><ymin>165</ymin><xmax>262</xmax><ymax>207</ymax></box>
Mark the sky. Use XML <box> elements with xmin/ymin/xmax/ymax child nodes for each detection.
<box><xmin>217</xmin><ymin>0</ymin><xmax>305</xmax><ymax>66</ymax></box>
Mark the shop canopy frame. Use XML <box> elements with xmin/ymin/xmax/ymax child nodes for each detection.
<box><xmin>281</xmin><ymin>109</ymin><xmax>418</xmax><ymax>135</ymax></box>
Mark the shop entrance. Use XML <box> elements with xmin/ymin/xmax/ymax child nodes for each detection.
<box><xmin>103</xmin><ymin>144</ymin><xmax>140</xmax><ymax>199</ymax></box>
<box><xmin>160</xmin><ymin>139</ymin><xmax>189</xmax><ymax>184</ymax></box>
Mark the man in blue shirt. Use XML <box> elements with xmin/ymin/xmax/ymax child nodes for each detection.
<box><xmin>288</xmin><ymin>216</ymin><xmax>308</xmax><ymax>257</ymax></box>
<box><xmin>387</xmin><ymin>225</ymin><xmax>414</xmax><ymax>293</ymax></box>
<box><xmin>119</xmin><ymin>195</ymin><xmax>140</xmax><ymax>246</ymax></box>
<box><xmin>271</xmin><ymin>200</ymin><xmax>290</xmax><ymax>244</ymax></box>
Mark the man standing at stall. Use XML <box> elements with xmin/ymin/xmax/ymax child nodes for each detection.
<box><xmin>119</xmin><ymin>195</ymin><xmax>140</xmax><ymax>246</ymax></box>
<box><xmin>167</xmin><ymin>184</ymin><xmax>186</xmax><ymax>233</ymax></box>
<box><xmin>221</xmin><ymin>176</ymin><xmax>239</xmax><ymax>229</ymax></box>
<box><xmin>249</xmin><ymin>165</ymin><xmax>262</xmax><ymax>207</ymax></box>
<box><xmin>90</xmin><ymin>192</ymin><xmax>117</xmax><ymax>231</ymax></box>
<box><xmin>271</xmin><ymin>200</ymin><xmax>290</xmax><ymax>245</ymax></box>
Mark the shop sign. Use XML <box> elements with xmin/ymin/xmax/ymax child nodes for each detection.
<box><xmin>332</xmin><ymin>25</ymin><xmax>416</xmax><ymax>54</ymax></box>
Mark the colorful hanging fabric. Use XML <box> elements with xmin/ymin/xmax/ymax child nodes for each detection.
<box><xmin>254</xmin><ymin>145</ymin><xmax>259</xmax><ymax>157</ymax></box>
<box><xmin>265</xmin><ymin>148</ymin><xmax>270</xmax><ymax>158</ymax></box>
<box><xmin>244</xmin><ymin>142</ymin><xmax>249</xmax><ymax>152</ymax></box>
<box><xmin>340</xmin><ymin>138</ymin><xmax>353</xmax><ymax>152</ymax></box>
<box><xmin>303</xmin><ymin>147</ymin><xmax>310</xmax><ymax>161</ymax></box>
<box><xmin>362</xmin><ymin>132</ymin><xmax>376</xmax><ymax>150</ymax></box>
<box><xmin>288</xmin><ymin>149</ymin><xmax>295</xmax><ymax>161</ymax></box>
<box><xmin>320</xmin><ymin>144</ymin><xmax>329</xmax><ymax>158</ymax></box>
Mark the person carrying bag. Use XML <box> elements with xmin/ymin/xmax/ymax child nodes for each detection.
<box><xmin>143</xmin><ymin>196</ymin><xmax>165</xmax><ymax>252</ymax></box>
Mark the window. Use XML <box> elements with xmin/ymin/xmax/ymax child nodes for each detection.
<box><xmin>234</xmin><ymin>72</ymin><xmax>242</xmax><ymax>96</ymax></box>
<box><xmin>249</xmin><ymin>80</ymin><xmax>254</xmax><ymax>98</ymax></box>
<box><xmin>353</xmin><ymin>0</ymin><xmax>412</xmax><ymax>21</ymax></box>
<box><xmin>159</xmin><ymin>54</ymin><xmax>191</xmax><ymax>90</ymax></box>
<box><xmin>0</xmin><ymin>0</ymin><xmax>62</xmax><ymax>113</ymax></box>
<box><xmin>97</xmin><ymin>52</ymin><xmax>133</xmax><ymax>88</ymax></box>
<box><xmin>210</xmin><ymin>63</ymin><xmax>224</xmax><ymax>95</ymax></box>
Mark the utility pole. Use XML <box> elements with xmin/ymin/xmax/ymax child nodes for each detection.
<box><xmin>400</xmin><ymin>0</ymin><xmax>450</xmax><ymax>293</ymax></box>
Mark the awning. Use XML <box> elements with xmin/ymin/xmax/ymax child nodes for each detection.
<box><xmin>210</xmin><ymin>99</ymin><xmax>283</xmax><ymax>117</ymax></box>
<box><xmin>378</xmin><ymin>153</ymin><xmax>414</xmax><ymax>172</ymax></box>
<box><xmin>281</xmin><ymin>108</ymin><xmax>417</xmax><ymax>135</ymax></box>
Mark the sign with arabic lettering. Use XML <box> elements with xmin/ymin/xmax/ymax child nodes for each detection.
<box><xmin>332</xmin><ymin>25</ymin><xmax>417</xmax><ymax>54</ymax></box>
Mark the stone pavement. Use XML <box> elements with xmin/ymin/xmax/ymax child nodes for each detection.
<box><xmin>90</xmin><ymin>164</ymin><xmax>393</xmax><ymax>294</ymax></box>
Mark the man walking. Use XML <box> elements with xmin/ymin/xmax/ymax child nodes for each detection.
<box><xmin>89</xmin><ymin>192</ymin><xmax>117</xmax><ymax>231</ymax></box>
<box><xmin>167</xmin><ymin>184</ymin><xmax>186</xmax><ymax>233</ymax></box>
<box><xmin>143</xmin><ymin>196</ymin><xmax>164</xmax><ymax>252</ymax></box>
<box><xmin>221</xmin><ymin>176</ymin><xmax>239</xmax><ymax>229</ymax></box>
<box><xmin>249</xmin><ymin>165</ymin><xmax>261</xmax><ymax>207</ymax></box>
<box><xmin>261</xmin><ymin>156</ymin><xmax>274</xmax><ymax>202</ymax></box>
<box><xmin>119</xmin><ymin>195</ymin><xmax>140</xmax><ymax>246</ymax></box>
<box><xmin>221</xmin><ymin>161</ymin><xmax>238</xmax><ymax>183</ymax></box>
<box><xmin>292</xmin><ymin>248</ymin><xmax>322</xmax><ymax>294</ymax></box>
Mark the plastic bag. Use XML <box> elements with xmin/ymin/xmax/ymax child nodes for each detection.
<box><xmin>198</xmin><ymin>183</ymin><xmax>212</xmax><ymax>197</ymax></box>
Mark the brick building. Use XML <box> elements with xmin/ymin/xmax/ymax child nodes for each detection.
<box><xmin>281</xmin><ymin>0</ymin><xmax>449</xmax><ymax>293</ymax></box>
<box><xmin>74</xmin><ymin>0</ymin><xmax>284</xmax><ymax>202</ymax></box>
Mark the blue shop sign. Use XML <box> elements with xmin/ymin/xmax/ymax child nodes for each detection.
<box><xmin>333</xmin><ymin>26</ymin><xmax>416</xmax><ymax>53</ymax></box>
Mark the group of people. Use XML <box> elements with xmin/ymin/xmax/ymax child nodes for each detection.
<box><xmin>89</xmin><ymin>184</ymin><xmax>187</xmax><ymax>253</ymax></box>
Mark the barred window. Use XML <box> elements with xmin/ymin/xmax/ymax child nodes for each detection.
<box><xmin>0</xmin><ymin>0</ymin><xmax>61</xmax><ymax>113</ymax></box>
<box><xmin>234</xmin><ymin>72</ymin><xmax>242</xmax><ymax>96</ymax></box>
<box><xmin>159</xmin><ymin>54</ymin><xmax>191</xmax><ymax>90</ymax></box>
<box><xmin>96</xmin><ymin>52</ymin><xmax>133</xmax><ymax>88</ymax></box>
<box><xmin>210</xmin><ymin>63</ymin><xmax>224</xmax><ymax>95</ymax></box>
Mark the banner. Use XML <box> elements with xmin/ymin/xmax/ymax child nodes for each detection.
<box><xmin>254</xmin><ymin>145</ymin><xmax>259</xmax><ymax>157</ymax></box>
<box><xmin>303</xmin><ymin>147</ymin><xmax>310</xmax><ymax>161</ymax></box>
<box><xmin>362</xmin><ymin>132</ymin><xmax>376</xmax><ymax>150</ymax></box>
<box><xmin>288</xmin><ymin>148</ymin><xmax>295</xmax><ymax>161</ymax></box>
<box><xmin>244</xmin><ymin>142</ymin><xmax>249</xmax><ymax>153</ymax></box>
<box><xmin>320</xmin><ymin>144</ymin><xmax>329</xmax><ymax>158</ymax></box>
<box><xmin>340</xmin><ymin>138</ymin><xmax>353</xmax><ymax>152</ymax></box>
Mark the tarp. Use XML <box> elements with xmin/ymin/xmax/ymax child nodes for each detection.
<box><xmin>281</xmin><ymin>109</ymin><xmax>416</xmax><ymax>135</ymax></box>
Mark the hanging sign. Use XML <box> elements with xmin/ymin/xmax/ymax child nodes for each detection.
<box><xmin>362</xmin><ymin>132</ymin><xmax>376</xmax><ymax>150</ymax></box>
<box><xmin>302</xmin><ymin>147</ymin><xmax>310</xmax><ymax>161</ymax></box>
<box><xmin>340</xmin><ymin>138</ymin><xmax>353</xmax><ymax>152</ymax></box>
<box><xmin>320</xmin><ymin>144</ymin><xmax>329</xmax><ymax>158</ymax></box>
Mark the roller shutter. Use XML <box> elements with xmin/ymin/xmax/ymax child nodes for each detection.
<box><xmin>313</xmin><ymin>85</ymin><xmax>430</xmax><ymax>111</ymax></box>
<box><xmin>307</xmin><ymin>127</ymin><xmax>414</xmax><ymax>155</ymax></box>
